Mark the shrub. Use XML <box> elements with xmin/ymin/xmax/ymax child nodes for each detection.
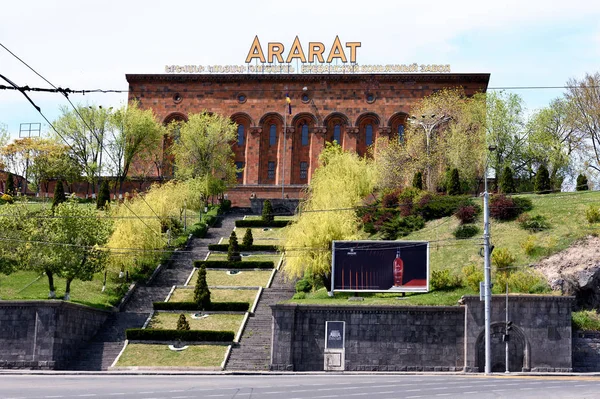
<box><xmin>520</xmin><ymin>235</ymin><xmax>537</xmax><ymax>256</ymax></box>
<box><xmin>125</xmin><ymin>328</ymin><xmax>234</xmax><ymax>342</ymax></box>
<box><xmin>462</xmin><ymin>264</ymin><xmax>483</xmax><ymax>292</ymax></box>
<box><xmin>430</xmin><ymin>269</ymin><xmax>463</xmax><ymax>290</ymax></box>
<box><xmin>447</xmin><ymin>168</ymin><xmax>461</xmax><ymax>196</ymax></box>
<box><xmin>381</xmin><ymin>215</ymin><xmax>425</xmax><ymax>240</ymax></box>
<box><xmin>235</xmin><ymin>220</ymin><xmax>291</xmax><ymax>228</ymax></box>
<box><xmin>227</xmin><ymin>231</ymin><xmax>241</xmax><ymax>262</ymax></box>
<box><xmin>153</xmin><ymin>301</ymin><xmax>250</xmax><ymax>311</ymax></box>
<box><xmin>499</xmin><ymin>166</ymin><xmax>516</xmax><ymax>194</ymax></box>
<box><xmin>292</xmin><ymin>292</ymin><xmax>307</xmax><ymax>300</ymax></box>
<box><xmin>412</xmin><ymin>171</ymin><xmax>423</xmax><ymax>190</ymax></box>
<box><xmin>204</xmin><ymin>214</ymin><xmax>217</xmax><ymax>227</ymax></box>
<box><xmin>489</xmin><ymin>195</ymin><xmax>519</xmax><ymax>221</ymax></box>
<box><xmin>534</xmin><ymin>164</ymin><xmax>552</xmax><ymax>194</ymax></box>
<box><xmin>381</xmin><ymin>188</ymin><xmax>401</xmax><ymax>209</ymax></box>
<box><xmin>193</xmin><ymin>260</ymin><xmax>275</xmax><ymax>269</ymax></box>
<box><xmin>0</xmin><ymin>193</ymin><xmax>14</xmax><ymax>204</ymax></box>
<box><xmin>176</xmin><ymin>314</ymin><xmax>190</xmax><ymax>331</ymax></box>
<box><xmin>512</xmin><ymin>196</ymin><xmax>533</xmax><ymax>213</ymax></box>
<box><xmin>455</xmin><ymin>205</ymin><xmax>478</xmax><ymax>224</ymax></box>
<box><xmin>207</xmin><ymin>244</ymin><xmax>277</xmax><ymax>252</ymax></box>
<box><xmin>415</xmin><ymin>194</ymin><xmax>470</xmax><ymax>221</ymax></box>
<box><xmin>193</xmin><ymin>265</ymin><xmax>211</xmax><ymax>310</ymax></box>
<box><xmin>576</xmin><ymin>174</ymin><xmax>589</xmax><ymax>191</ymax></box>
<box><xmin>221</xmin><ymin>199</ymin><xmax>232</xmax><ymax>211</ymax></box>
<box><xmin>52</xmin><ymin>180</ymin><xmax>66</xmax><ymax>209</ymax></box>
<box><xmin>453</xmin><ymin>224</ymin><xmax>480</xmax><ymax>239</ymax></box>
<box><xmin>242</xmin><ymin>228</ymin><xmax>253</xmax><ymax>246</ymax></box>
<box><xmin>508</xmin><ymin>269</ymin><xmax>549</xmax><ymax>293</ymax></box>
<box><xmin>492</xmin><ymin>247</ymin><xmax>516</xmax><ymax>275</ymax></box>
<box><xmin>586</xmin><ymin>205</ymin><xmax>600</xmax><ymax>224</ymax></box>
<box><xmin>518</xmin><ymin>214</ymin><xmax>550</xmax><ymax>232</ymax></box>
<box><xmin>172</xmin><ymin>235</ymin><xmax>189</xmax><ymax>249</ymax></box>
<box><xmin>572</xmin><ymin>310</ymin><xmax>600</xmax><ymax>332</ymax></box>
<box><xmin>262</xmin><ymin>200</ymin><xmax>274</xmax><ymax>223</ymax></box>
<box><xmin>189</xmin><ymin>222</ymin><xmax>208</xmax><ymax>238</ymax></box>
<box><xmin>5</xmin><ymin>172</ymin><xmax>15</xmax><ymax>196</ymax></box>
<box><xmin>96</xmin><ymin>180</ymin><xmax>110</xmax><ymax>209</ymax></box>
<box><xmin>295</xmin><ymin>278</ymin><xmax>312</xmax><ymax>293</ymax></box>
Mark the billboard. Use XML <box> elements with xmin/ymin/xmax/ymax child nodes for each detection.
<box><xmin>331</xmin><ymin>240</ymin><xmax>429</xmax><ymax>293</ymax></box>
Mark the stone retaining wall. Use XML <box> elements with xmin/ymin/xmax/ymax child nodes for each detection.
<box><xmin>573</xmin><ymin>331</ymin><xmax>600</xmax><ymax>372</ymax></box>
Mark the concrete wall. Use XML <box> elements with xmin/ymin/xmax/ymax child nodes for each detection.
<box><xmin>271</xmin><ymin>304</ymin><xmax>465</xmax><ymax>371</ymax></box>
<box><xmin>573</xmin><ymin>331</ymin><xmax>600</xmax><ymax>372</ymax></box>
<box><xmin>0</xmin><ymin>301</ymin><xmax>110</xmax><ymax>369</ymax></box>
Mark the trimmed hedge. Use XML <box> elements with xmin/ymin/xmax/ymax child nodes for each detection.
<box><xmin>153</xmin><ymin>301</ymin><xmax>250</xmax><ymax>311</ymax></box>
<box><xmin>126</xmin><ymin>328</ymin><xmax>235</xmax><ymax>342</ymax></box>
<box><xmin>189</xmin><ymin>223</ymin><xmax>208</xmax><ymax>238</ymax></box>
<box><xmin>235</xmin><ymin>220</ymin><xmax>291</xmax><ymax>228</ymax></box>
<box><xmin>194</xmin><ymin>260</ymin><xmax>275</xmax><ymax>269</ymax></box>
<box><xmin>207</xmin><ymin>244</ymin><xmax>278</xmax><ymax>252</ymax></box>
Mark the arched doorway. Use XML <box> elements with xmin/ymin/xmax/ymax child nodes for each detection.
<box><xmin>475</xmin><ymin>322</ymin><xmax>530</xmax><ymax>372</ymax></box>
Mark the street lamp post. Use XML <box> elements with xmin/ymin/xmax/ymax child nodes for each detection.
<box><xmin>409</xmin><ymin>114</ymin><xmax>451</xmax><ymax>191</ymax></box>
<box><xmin>483</xmin><ymin>144</ymin><xmax>497</xmax><ymax>375</ymax></box>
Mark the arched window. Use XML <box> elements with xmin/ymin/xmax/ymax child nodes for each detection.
<box><xmin>301</xmin><ymin>124</ymin><xmax>309</xmax><ymax>146</ymax></box>
<box><xmin>237</xmin><ymin>125</ymin><xmax>245</xmax><ymax>146</ymax></box>
<box><xmin>366</xmin><ymin>124</ymin><xmax>373</xmax><ymax>146</ymax></box>
<box><xmin>269</xmin><ymin>124</ymin><xmax>277</xmax><ymax>146</ymax></box>
<box><xmin>333</xmin><ymin>124</ymin><xmax>341</xmax><ymax>143</ymax></box>
<box><xmin>398</xmin><ymin>124</ymin><xmax>405</xmax><ymax>143</ymax></box>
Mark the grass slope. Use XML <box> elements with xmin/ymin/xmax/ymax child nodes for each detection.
<box><xmin>170</xmin><ymin>288</ymin><xmax>257</xmax><ymax>303</ymax></box>
<box><xmin>116</xmin><ymin>344</ymin><xmax>227</xmax><ymax>367</ymax></box>
<box><xmin>148</xmin><ymin>313</ymin><xmax>243</xmax><ymax>332</ymax></box>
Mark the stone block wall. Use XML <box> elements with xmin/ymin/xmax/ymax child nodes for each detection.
<box><xmin>0</xmin><ymin>301</ymin><xmax>110</xmax><ymax>369</ymax></box>
<box><xmin>573</xmin><ymin>331</ymin><xmax>600</xmax><ymax>372</ymax></box>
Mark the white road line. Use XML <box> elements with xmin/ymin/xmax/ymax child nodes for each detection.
<box><xmin>406</xmin><ymin>389</ymin><xmax>422</xmax><ymax>392</ymax></box>
<box><xmin>435</xmin><ymin>394</ymin><xmax>451</xmax><ymax>396</ymax></box>
<box><xmin>44</xmin><ymin>396</ymin><xmax>64</xmax><ymax>398</ymax></box>
<box><xmin>463</xmin><ymin>392</ymin><xmax>479</xmax><ymax>394</ymax></box>
<box><xmin>520</xmin><ymin>387</ymin><xmax>535</xmax><ymax>390</ymax></box>
<box><xmin>405</xmin><ymin>396</ymin><xmax>423</xmax><ymax>399</ymax></box>
<box><xmin>107</xmin><ymin>394</ymin><xmax>125</xmax><ymax>396</ymax></box>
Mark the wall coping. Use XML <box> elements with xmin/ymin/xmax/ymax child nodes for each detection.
<box><xmin>271</xmin><ymin>303</ymin><xmax>463</xmax><ymax>313</ymax></box>
<box><xmin>461</xmin><ymin>295</ymin><xmax>575</xmax><ymax>303</ymax></box>
<box><xmin>0</xmin><ymin>300</ymin><xmax>113</xmax><ymax>315</ymax></box>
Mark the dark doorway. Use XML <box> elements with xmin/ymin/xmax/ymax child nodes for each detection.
<box><xmin>476</xmin><ymin>323</ymin><xmax>526</xmax><ymax>372</ymax></box>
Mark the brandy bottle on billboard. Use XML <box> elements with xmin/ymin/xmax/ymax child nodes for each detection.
<box><xmin>393</xmin><ymin>249</ymin><xmax>404</xmax><ymax>286</ymax></box>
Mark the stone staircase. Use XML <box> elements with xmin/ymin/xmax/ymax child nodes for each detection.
<box><xmin>226</xmin><ymin>271</ymin><xmax>296</xmax><ymax>371</ymax></box>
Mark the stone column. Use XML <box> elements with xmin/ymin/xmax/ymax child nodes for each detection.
<box><xmin>245</xmin><ymin>127</ymin><xmax>262</xmax><ymax>184</ymax></box>
<box><xmin>277</xmin><ymin>126</ymin><xmax>294</xmax><ymax>187</ymax></box>
<box><xmin>308</xmin><ymin>126</ymin><xmax>326</xmax><ymax>182</ymax></box>
<box><xmin>345</xmin><ymin>127</ymin><xmax>359</xmax><ymax>153</ymax></box>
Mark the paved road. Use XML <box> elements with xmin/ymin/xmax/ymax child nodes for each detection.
<box><xmin>1</xmin><ymin>374</ymin><xmax>600</xmax><ymax>399</ymax></box>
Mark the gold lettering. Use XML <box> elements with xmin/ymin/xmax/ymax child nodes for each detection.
<box><xmin>246</xmin><ymin>36</ymin><xmax>266</xmax><ymax>63</ymax></box>
<box><xmin>345</xmin><ymin>42</ymin><xmax>361</xmax><ymax>63</ymax></box>
<box><xmin>268</xmin><ymin>42</ymin><xmax>285</xmax><ymax>63</ymax></box>
<box><xmin>286</xmin><ymin>36</ymin><xmax>307</xmax><ymax>63</ymax></box>
<box><xmin>327</xmin><ymin>36</ymin><xmax>347</xmax><ymax>63</ymax></box>
<box><xmin>308</xmin><ymin>42</ymin><xmax>325</xmax><ymax>63</ymax></box>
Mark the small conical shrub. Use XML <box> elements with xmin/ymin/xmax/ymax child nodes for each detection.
<box><xmin>176</xmin><ymin>314</ymin><xmax>190</xmax><ymax>331</ymax></box>
<box><xmin>262</xmin><ymin>199</ymin><xmax>274</xmax><ymax>223</ymax></box>
<box><xmin>193</xmin><ymin>265</ymin><xmax>211</xmax><ymax>310</ymax></box>
<box><xmin>412</xmin><ymin>171</ymin><xmax>423</xmax><ymax>190</ymax></box>
<box><xmin>499</xmin><ymin>166</ymin><xmax>516</xmax><ymax>194</ymax></box>
<box><xmin>576</xmin><ymin>174</ymin><xmax>589</xmax><ymax>191</ymax></box>
<box><xmin>227</xmin><ymin>231</ymin><xmax>241</xmax><ymax>262</ymax></box>
<box><xmin>242</xmin><ymin>228</ymin><xmax>253</xmax><ymax>247</ymax></box>
<box><xmin>97</xmin><ymin>180</ymin><xmax>111</xmax><ymax>209</ymax></box>
<box><xmin>447</xmin><ymin>168</ymin><xmax>461</xmax><ymax>196</ymax></box>
<box><xmin>534</xmin><ymin>165</ymin><xmax>551</xmax><ymax>194</ymax></box>
<box><xmin>52</xmin><ymin>180</ymin><xmax>66</xmax><ymax>208</ymax></box>
<box><xmin>5</xmin><ymin>172</ymin><xmax>15</xmax><ymax>196</ymax></box>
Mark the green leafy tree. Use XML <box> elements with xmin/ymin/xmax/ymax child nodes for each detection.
<box><xmin>242</xmin><ymin>228</ymin><xmax>253</xmax><ymax>247</ymax></box>
<box><xmin>534</xmin><ymin>165</ymin><xmax>552</xmax><ymax>194</ymax></box>
<box><xmin>193</xmin><ymin>265</ymin><xmax>211</xmax><ymax>310</ymax></box>
<box><xmin>176</xmin><ymin>314</ymin><xmax>190</xmax><ymax>331</ymax></box>
<box><xmin>262</xmin><ymin>200</ymin><xmax>274</xmax><ymax>223</ymax></box>
<box><xmin>52</xmin><ymin>180</ymin><xmax>66</xmax><ymax>208</ymax></box>
<box><xmin>447</xmin><ymin>168</ymin><xmax>461</xmax><ymax>195</ymax></box>
<box><xmin>412</xmin><ymin>171</ymin><xmax>423</xmax><ymax>190</ymax></box>
<box><xmin>227</xmin><ymin>231</ymin><xmax>241</xmax><ymax>262</ymax></box>
<box><xmin>5</xmin><ymin>172</ymin><xmax>15</xmax><ymax>195</ymax></box>
<box><xmin>499</xmin><ymin>166</ymin><xmax>516</xmax><ymax>194</ymax></box>
<box><xmin>0</xmin><ymin>203</ymin><xmax>29</xmax><ymax>278</ymax></box>
<box><xmin>576</xmin><ymin>174</ymin><xmax>589</xmax><ymax>191</ymax></box>
<box><xmin>97</xmin><ymin>180</ymin><xmax>111</xmax><ymax>209</ymax></box>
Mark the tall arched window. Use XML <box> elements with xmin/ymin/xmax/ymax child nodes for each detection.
<box><xmin>366</xmin><ymin>124</ymin><xmax>373</xmax><ymax>146</ymax></box>
<box><xmin>398</xmin><ymin>124</ymin><xmax>405</xmax><ymax>143</ymax></box>
<box><xmin>237</xmin><ymin>125</ymin><xmax>245</xmax><ymax>146</ymax></box>
<box><xmin>333</xmin><ymin>124</ymin><xmax>341</xmax><ymax>143</ymax></box>
<box><xmin>269</xmin><ymin>124</ymin><xmax>277</xmax><ymax>146</ymax></box>
<box><xmin>301</xmin><ymin>124</ymin><xmax>309</xmax><ymax>146</ymax></box>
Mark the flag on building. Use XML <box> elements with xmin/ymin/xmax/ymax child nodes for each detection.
<box><xmin>285</xmin><ymin>93</ymin><xmax>292</xmax><ymax>115</ymax></box>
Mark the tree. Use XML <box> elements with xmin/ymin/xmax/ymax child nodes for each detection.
<box><xmin>447</xmin><ymin>168</ymin><xmax>461</xmax><ymax>195</ymax></box>
<box><xmin>499</xmin><ymin>166</ymin><xmax>516</xmax><ymax>194</ymax></box>
<box><xmin>176</xmin><ymin>314</ymin><xmax>190</xmax><ymax>331</ymax></box>
<box><xmin>193</xmin><ymin>265</ymin><xmax>211</xmax><ymax>310</ymax></box>
<box><xmin>576</xmin><ymin>174</ymin><xmax>589</xmax><ymax>191</ymax></box>
<box><xmin>0</xmin><ymin>203</ymin><xmax>29</xmax><ymax>278</ymax></box>
<box><xmin>262</xmin><ymin>200</ymin><xmax>274</xmax><ymax>223</ymax></box>
<box><xmin>52</xmin><ymin>180</ymin><xmax>66</xmax><ymax>209</ymax></box>
<box><xmin>412</xmin><ymin>171</ymin><xmax>423</xmax><ymax>190</ymax></box>
<box><xmin>534</xmin><ymin>165</ymin><xmax>552</xmax><ymax>194</ymax></box>
<box><xmin>227</xmin><ymin>231</ymin><xmax>241</xmax><ymax>262</ymax></box>
<box><xmin>97</xmin><ymin>180</ymin><xmax>111</xmax><ymax>209</ymax></box>
<box><xmin>5</xmin><ymin>172</ymin><xmax>15</xmax><ymax>195</ymax></box>
<box><xmin>242</xmin><ymin>228</ymin><xmax>253</xmax><ymax>247</ymax></box>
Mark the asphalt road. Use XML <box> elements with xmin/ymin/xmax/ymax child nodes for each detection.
<box><xmin>1</xmin><ymin>374</ymin><xmax>600</xmax><ymax>399</ymax></box>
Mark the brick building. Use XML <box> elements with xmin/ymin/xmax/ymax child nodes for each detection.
<box><xmin>126</xmin><ymin>73</ymin><xmax>490</xmax><ymax>206</ymax></box>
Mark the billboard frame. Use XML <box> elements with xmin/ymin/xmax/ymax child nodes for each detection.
<box><xmin>331</xmin><ymin>240</ymin><xmax>430</xmax><ymax>294</ymax></box>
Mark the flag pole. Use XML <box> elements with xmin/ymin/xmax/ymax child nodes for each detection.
<box><xmin>282</xmin><ymin>103</ymin><xmax>286</xmax><ymax>199</ymax></box>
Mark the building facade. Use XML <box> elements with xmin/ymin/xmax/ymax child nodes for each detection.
<box><xmin>126</xmin><ymin>73</ymin><xmax>490</xmax><ymax>206</ymax></box>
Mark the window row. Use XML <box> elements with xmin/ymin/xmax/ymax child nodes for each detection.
<box><xmin>234</xmin><ymin>161</ymin><xmax>309</xmax><ymax>180</ymax></box>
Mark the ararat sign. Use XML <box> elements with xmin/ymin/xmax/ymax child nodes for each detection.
<box><xmin>245</xmin><ymin>36</ymin><xmax>361</xmax><ymax>64</ymax></box>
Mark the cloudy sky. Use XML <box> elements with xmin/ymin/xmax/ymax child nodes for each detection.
<box><xmin>1</xmin><ymin>0</ymin><xmax>599</xmax><ymax>138</ymax></box>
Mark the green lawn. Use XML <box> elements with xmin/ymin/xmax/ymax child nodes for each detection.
<box><xmin>170</xmin><ymin>288</ymin><xmax>258</xmax><ymax>303</ymax></box>
<box><xmin>116</xmin><ymin>344</ymin><xmax>227</xmax><ymax>367</ymax></box>
<box><xmin>207</xmin><ymin>253</ymin><xmax>282</xmax><ymax>263</ymax></box>
<box><xmin>0</xmin><ymin>270</ymin><xmax>125</xmax><ymax>310</ymax></box>
<box><xmin>148</xmin><ymin>313</ymin><xmax>243</xmax><ymax>331</ymax></box>
<box><xmin>188</xmin><ymin>269</ymin><xmax>273</xmax><ymax>287</ymax></box>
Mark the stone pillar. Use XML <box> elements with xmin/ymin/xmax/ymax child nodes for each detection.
<box><xmin>308</xmin><ymin>127</ymin><xmax>326</xmax><ymax>182</ymax></box>
<box><xmin>345</xmin><ymin>127</ymin><xmax>359</xmax><ymax>153</ymax></box>
<box><xmin>277</xmin><ymin>126</ymin><xmax>294</xmax><ymax>187</ymax></box>
<box><xmin>245</xmin><ymin>127</ymin><xmax>262</xmax><ymax>184</ymax></box>
<box><xmin>375</xmin><ymin>127</ymin><xmax>391</xmax><ymax>157</ymax></box>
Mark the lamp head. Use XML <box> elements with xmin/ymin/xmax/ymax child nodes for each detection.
<box><xmin>488</xmin><ymin>145</ymin><xmax>497</xmax><ymax>152</ymax></box>
<box><xmin>302</xmin><ymin>86</ymin><xmax>308</xmax><ymax>91</ymax></box>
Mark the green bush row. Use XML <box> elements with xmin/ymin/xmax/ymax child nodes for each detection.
<box><xmin>189</xmin><ymin>222</ymin><xmax>208</xmax><ymax>238</ymax></box>
<box><xmin>125</xmin><ymin>328</ymin><xmax>235</xmax><ymax>342</ymax></box>
<box><xmin>235</xmin><ymin>220</ymin><xmax>291</xmax><ymax>228</ymax></box>
<box><xmin>207</xmin><ymin>244</ymin><xmax>278</xmax><ymax>252</ymax></box>
<box><xmin>193</xmin><ymin>260</ymin><xmax>275</xmax><ymax>269</ymax></box>
<box><xmin>153</xmin><ymin>301</ymin><xmax>250</xmax><ymax>311</ymax></box>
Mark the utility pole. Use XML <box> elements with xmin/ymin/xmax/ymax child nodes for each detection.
<box><xmin>505</xmin><ymin>281</ymin><xmax>509</xmax><ymax>373</ymax></box>
<box><xmin>483</xmin><ymin>145</ymin><xmax>496</xmax><ymax>375</ymax></box>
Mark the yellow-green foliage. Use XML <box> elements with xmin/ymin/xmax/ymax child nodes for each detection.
<box><xmin>494</xmin><ymin>268</ymin><xmax>549</xmax><ymax>294</ymax></box>
<box><xmin>491</xmin><ymin>247</ymin><xmax>516</xmax><ymax>274</ymax></box>
<box><xmin>462</xmin><ymin>264</ymin><xmax>483</xmax><ymax>292</ymax></box>
<box><xmin>282</xmin><ymin>144</ymin><xmax>377</xmax><ymax>279</ymax></box>
<box><xmin>520</xmin><ymin>235</ymin><xmax>537</xmax><ymax>256</ymax></box>
<box><xmin>586</xmin><ymin>205</ymin><xmax>600</xmax><ymax>223</ymax></box>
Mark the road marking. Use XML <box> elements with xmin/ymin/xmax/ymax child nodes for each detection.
<box><xmin>405</xmin><ymin>396</ymin><xmax>423</xmax><ymax>399</ymax></box>
<box><xmin>169</xmin><ymin>390</ymin><xmax>185</xmax><ymax>393</ymax></box>
<box><xmin>463</xmin><ymin>392</ymin><xmax>479</xmax><ymax>394</ymax></box>
<box><xmin>172</xmin><ymin>396</ymin><xmax>193</xmax><ymax>399</ymax></box>
<box><xmin>435</xmin><ymin>394</ymin><xmax>451</xmax><ymax>396</ymax></box>
<box><xmin>406</xmin><ymin>389</ymin><xmax>422</xmax><ymax>392</ymax></box>
<box><xmin>44</xmin><ymin>396</ymin><xmax>64</xmax><ymax>398</ymax></box>
<box><xmin>520</xmin><ymin>388</ymin><xmax>535</xmax><ymax>390</ymax></box>
<box><xmin>77</xmin><ymin>395</ymin><xmax>96</xmax><ymax>397</ymax></box>
<box><xmin>107</xmin><ymin>394</ymin><xmax>125</xmax><ymax>396</ymax></box>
